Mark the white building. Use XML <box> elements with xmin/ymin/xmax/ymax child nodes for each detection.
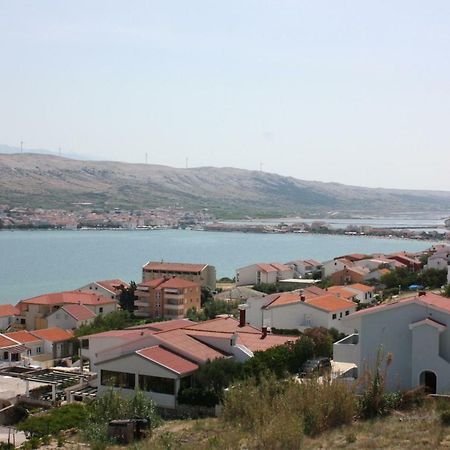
<box><xmin>321</xmin><ymin>258</ymin><xmax>353</xmax><ymax>279</ymax></box>
<box><xmin>236</xmin><ymin>263</ymin><xmax>293</xmax><ymax>286</ymax></box>
<box><xmin>80</xmin><ymin>317</ymin><xmax>298</xmax><ymax>409</ymax></box>
<box><xmin>285</xmin><ymin>259</ymin><xmax>322</xmax><ymax>278</ymax></box>
<box><xmin>342</xmin><ymin>284</ymin><xmax>375</xmax><ymax>304</ymax></box>
<box><xmin>47</xmin><ymin>304</ymin><xmax>96</xmax><ymax>329</ymax></box>
<box><xmin>333</xmin><ymin>292</ymin><xmax>450</xmax><ymax>394</ymax></box>
<box><xmin>77</xmin><ymin>279</ymin><xmax>129</xmax><ymax>300</ymax></box>
<box><xmin>243</xmin><ymin>290</ymin><xmax>356</xmax><ymax>334</ymax></box>
<box><xmin>0</xmin><ymin>305</ymin><xmax>19</xmax><ymax>331</ymax></box>
<box><xmin>426</xmin><ymin>252</ymin><xmax>450</xmax><ymax>271</ymax></box>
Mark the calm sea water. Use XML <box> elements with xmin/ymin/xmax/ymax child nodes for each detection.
<box><xmin>0</xmin><ymin>229</ymin><xmax>431</xmax><ymax>304</ymax></box>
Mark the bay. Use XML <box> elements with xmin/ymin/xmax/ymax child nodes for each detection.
<box><xmin>0</xmin><ymin>229</ymin><xmax>431</xmax><ymax>304</ymax></box>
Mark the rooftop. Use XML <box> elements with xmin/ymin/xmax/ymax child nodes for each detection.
<box><xmin>137</xmin><ymin>345</ymin><xmax>199</xmax><ymax>375</ymax></box>
<box><xmin>61</xmin><ymin>304</ymin><xmax>97</xmax><ymax>321</ymax></box>
<box><xmin>19</xmin><ymin>291</ymin><xmax>116</xmax><ymax>306</ymax></box>
<box><xmin>143</xmin><ymin>261</ymin><xmax>208</xmax><ymax>272</ymax></box>
<box><xmin>30</xmin><ymin>327</ymin><xmax>74</xmax><ymax>342</ymax></box>
<box><xmin>0</xmin><ymin>304</ymin><xmax>19</xmax><ymax>318</ymax></box>
<box><xmin>5</xmin><ymin>330</ymin><xmax>42</xmax><ymax>344</ymax></box>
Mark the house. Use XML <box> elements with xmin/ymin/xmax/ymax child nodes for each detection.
<box><xmin>426</xmin><ymin>252</ymin><xmax>450</xmax><ymax>271</ymax></box>
<box><xmin>79</xmin><ymin>317</ymin><xmax>298</xmax><ymax>409</ymax></box>
<box><xmin>134</xmin><ymin>277</ymin><xmax>201</xmax><ymax>319</ymax></box>
<box><xmin>0</xmin><ymin>334</ymin><xmax>28</xmax><ymax>366</ymax></box>
<box><xmin>4</xmin><ymin>330</ymin><xmax>44</xmax><ymax>360</ymax></box>
<box><xmin>243</xmin><ymin>288</ymin><xmax>356</xmax><ymax>334</ymax></box>
<box><xmin>213</xmin><ymin>286</ymin><xmax>266</xmax><ymax>302</ymax></box>
<box><xmin>335</xmin><ymin>254</ymin><xmax>370</xmax><ymax>263</ymax></box>
<box><xmin>343</xmin><ymin>283</ymin><xmax>375</xmax><ymax>304</ymax></box>
<box><xmin>387</xmin><ymin>253</ymin><xmax>422</xmax><ymax>271</ymax></box>
<box><xmin>326</xmin><ymin>286</ymin><xmax>358</xmax><ymax>302</ymax></box>
<box><xmin>333</xmin><ymin>292</ymin><xmax>450</xmax><ymax>394</ymax></box>
<box><xmin>0</xmin><ymin>304</ymin><xmax>20</xmax><ymax>331</ymax></box>
<box><xmin>329</xmin><ymin>266</ymin><xmax>371</xmax><ymax>285</ymax></box>
<box><xmin>142</xmin><ymin>261</ymin><xmax>216</xmax><ymax>290</ymax></box>
<box><xmin>16</xmin><ymin>291</ymin><xmax>118</xmax><ymax>330</ymax></box>
<box><xmin>236</xmin><ymin>263</ymin><xmax>293</xmax><ymax>286</ymax></box>
<box><xmin>47</xmin><ymin>304</ymin><xmax>97</xmax><ymax>329</ymax></box>
<box><xmin>321</xmin><ymin>258</ymin><xmax>354</xmax><ymax>279</ymax></box>
<box><xmin>285</xmin><ymin>259</ymin><xmax>322</xmax><ymax>278</ymax></box>
<box><xmin>77</xmin><ymin>279</ymin><xmax>129</xmax><ymax>300</ymax></box>
<box><xmin>26</xmin><ymin>327</ymin><xmax>75</xmax><ymax>364</ymax></box>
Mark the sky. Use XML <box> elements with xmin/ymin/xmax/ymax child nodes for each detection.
<box><xmin>1</xmin><ymin>1</ymin><xmax>449</xmax><ymax>190</ymax></box>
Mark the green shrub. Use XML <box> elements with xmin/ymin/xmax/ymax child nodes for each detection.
<box><xmin>178</xmin><ymin>387</ymin><xmax>219</xmax><ymax>407</ymax></box>
<box><xmin>441</xmin><ymin>410</ymin><xmax>450</xmax><ymax>426</ymax></box>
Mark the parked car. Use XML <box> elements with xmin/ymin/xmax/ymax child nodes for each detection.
<box><xmin>299</xmin><ymin>357</ymin><xmax>331</xmax><ymax>378</ymax></box>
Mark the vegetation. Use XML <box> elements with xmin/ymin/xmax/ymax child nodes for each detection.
<box><xmin>381</xmin><ymin>267</ymin><xmax>447</xmax><ymax>292</ymax></box>
<box><xmin>252</xmin><ymin>283</ymin><xmax>293</xmax><ymax>294</ymax></box>
<box><xmin>444</xmin><ymin>284</ymin><xmax>450</xmax><ymax>298</ymax></box>
<box><xmin>117</xmin><ymin>281</ymin><xmax>137</xmax><ymax>312</ymax></box>
<box><xmin>75</xmin><ymin>310</ymin><xmax>140</xmax><ymax>337</ymax></box>
<box><xmin>187</xmin><ymin>299</ymin><xmax>240</xmax><ymax>321</ymax></box>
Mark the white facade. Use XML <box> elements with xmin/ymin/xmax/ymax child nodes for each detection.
<box><xmin>286</xmin><ymin>260</ymin><xmax>322</xmax><ymax>278</ymax></box>
<box><xmin>333</xmin><ymin>295</ymin><xmax>450</xmax><ymax>394</ymax></box>
<box><xmin>322</xmin><ymin>259</ymin><xmax>351</xmax><ymax>278</ymax></box>
<box><xmin>236</xmin><ymin>264</ymin><xmax>293</xmax><ymax>286</ymax></box>
<box><xmin>47</xmin><ymin>308</ymin><xmax>95</xmax><ymax>330</ymax></box>
<box><xmin>426</xmin><ymin>253</ymin><xmax>450</xmax><ymax>270</ymax></box>
<box><xmin>344</xmin><ymin>286</ymin><xmax>375</xmax><ymax>304</ymax></box>
<box><xmin>78</xmin><ymin>282</ymin><xmax>119</xmax><ymax>300</ymax></box>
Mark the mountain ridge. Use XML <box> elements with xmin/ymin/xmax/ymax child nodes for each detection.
<box><xmin>0</xmin><ymin>152</ymin><xmax>449</xmax><ymax>218</ymax></box>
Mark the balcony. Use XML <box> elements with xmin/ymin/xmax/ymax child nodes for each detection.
<box><xmin>134</xmin><ymin>301</ymin><xmax>149</xmax><ymax>307</ymax></box>
<box><xmin>164</xmin><ymin>303</ymin><xmax>184</xmax><ymax>311</ymax></box>
<box><xmin>333</xmin><ymin>334</ymin><xmax>360</xmax><ymax>366</ymax></box>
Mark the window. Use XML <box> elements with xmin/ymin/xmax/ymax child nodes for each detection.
<box><xmin>81</xmin><ymin>339</ymin><xmax>89</xmax><ymax>349</ymax></box>
<box><xmin>101</xmin><ymin>370</ymin><xmax>135</xmax><ymax>389</ymax></box>
<box><xmin>345</xmin><ymin>310</ymin><xmax>349</xmax><ymax>316</ymax></box>
<box><xmin>99</xmin><ymin>307</ymin><xmax>103</xmax><ymax>313</ymax></box>
<box><xmin>339</xmin><ymin>312</ymin><xmax>343</xmax><ymax>318</ymax></box>
<box><xmin>36</xmin><ymin>347</ymin><xmax>42</xmax><ymax>354</ymax></box>
<box><xmin>138</xmin><ymin>375</ymin><xmax>175</xmax><ymax>395</ymax></box>
<box><xmin>332</xmin><ymin>314</ymin><xmax>337</xmax><ymax>320</ymax></box>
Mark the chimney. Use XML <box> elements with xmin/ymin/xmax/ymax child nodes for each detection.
<box><xmin>261</xmin><ymin>326</ymin><xmax>268</xmax><ymax>339</ymax></box>
<box><xmin>230</xmin><ymin>332</ymin><xmax>238</xmax><ymax>346</ymax></box>
<box><xmin>239</xmin><ymin>308</ymin><xmax>246</xmax><ymax>327</ymax></box>
<box><xmin>299</xmin><ymin>289</ymin><xmax>306</xmax><ymax>302</ymax></box>
<box><xmin>418</xmin><ymin>291</ymin><xmax>426</xmax><ymax>297</ymax></box>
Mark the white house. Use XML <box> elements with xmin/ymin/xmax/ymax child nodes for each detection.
<box><xmin>243</xmin><ymin>290</ymin><xmax>356</xmax><ymax>334</ymax></box>
<box><xmin>333</xmin><ymin>292</ymin><xmax>450</xmax><ymax>394</ymax></box>
<box><xmin>236</xmin><ymin>263</ymin><xmax>293</xmax><ymax>286</ymax></box>
<box><xmin>342</xmin><ymin>284</ymin><xmax>375</xmax><ymax>304</ymax></box>
<box><xmin>5</xmin><ymin>330</ymin><xmax>44</xmax><ymax>358</ymax></box>
<box><xmin>426</xmin><ymin>252</ymin><xmax>450</xmax><ymax>271</ymax></box>
<box><xmin>285</xmin><ymin>259</ymin><xmax>322</xmax><ymax>278</ymax></box>
<box><xmin>80</xmin><ymin>317</ymin><xmax>298</xmax><ymax>409</ymax></box>
<box><xmin>321</xmin><ymin>258</ymin><xmax>353</xmax><ymax>279</ymax></box>
<box><xmin>0</xmin><ymin>305</ymin><xmax>19</xmax><ymax>331</ymax></box>
<box><xmin>77</xmin><ymin>279</ymin><xmax>129</xmax><ymax>300</ymax></box>
<box><xmin>47</xmin><ymin>304</ymin><xmax>96</xmax><ymax>330</ymax></box>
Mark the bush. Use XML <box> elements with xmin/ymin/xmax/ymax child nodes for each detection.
<box><xmin>441</xmin><ymin>410</ymin><xmax>450</xmax><ymax>426</ymax></box>
<box><xmin>177</xmin><ymin>387</ymin><xmax>219</xmax><ymax>407</ymax></box>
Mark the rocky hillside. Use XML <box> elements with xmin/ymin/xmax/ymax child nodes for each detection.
<box><xmin>1</xmin><ymin>153</ymin><xmax>449</xmax><ymax>218</ymax></box>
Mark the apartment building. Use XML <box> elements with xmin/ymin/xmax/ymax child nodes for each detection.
<box><xmin>236</xmin><ymin>263</ymin><xmax>293</xmax><ymax>286</ymax></box>
<box><xmin>134</xmin><ymin>277</ymin><xmax>201</xmax><ymax>319</ymax></box>
<box><xmin>142</xmin><ymin>261</ymin><xmax>216</xmax><ymax>290</ymax></box>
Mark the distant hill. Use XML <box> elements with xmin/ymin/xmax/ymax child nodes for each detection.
<box><xmin>0</xmin><ymin>153</ymin><xmax>449</xmax><ymax>218</ymax></box>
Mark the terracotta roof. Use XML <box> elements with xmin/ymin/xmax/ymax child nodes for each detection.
<box><xmin>30</xmin><ymin>327</ymin><xmax>74</xmax><ymax>342</ymax></box>
<box><xmin>184</xmin><ymin>317</ymin><xmax>261</xmax><ymax>334</ymax></box>
<box><xmin>268</xmin><ymin>263</ymin><xmax>292</xmax><ymax>272</ymax></box>
<box><xmin>95</xmin><ymin>279</ymin><xmax>128</xmax><ymax>293</ymax></box>
<box><xmin>256</xmin><ymin>263</ymin><xmax>278</xmax><ymax>273</ymax></box>
<box><xmin>61</xmin><ymin>304</ymin><xmax>96</xmax><ymax>321</ymax></box>
<box><xmin>303</xmin><ymin>286</ymin><xmax>328</xmax><ymax>297</ymax></box>
<box><xmin>306</xmin><ymin>294</ymin><xmax>356</xmax><ymax>312</ymax></box>
<box><xmin>5</xmin><ymin>330</ymin><xmax>42</xmax><ymax>344</ymax></box>
<box><xmin>326</xmin><ymin>287</ymin><xmax>357</xmax><ymax>300</ymax></box>
<box><xmin>82</xmin><ymin>329</ymin><xmax>155</xmax><ymax>340</ymax></box>
<box><xmin>127</xmin><ymin>319</ymin><xmax>196</xmax><ymax>332</ymax></box>
<box><xmin>237</xmin><ymin>333</ymin><xmax>298</xmax><ymax>352</ymax></box>
<box><xmin>0</xmin><ymin>304</ymin><xmax>20</xmax><ymax>317</ymax></box>
<box><xmin>137</xmin><ymin>345</ymin><xmax>198</xmax><ymax>375</ymax></box>
<box><xmin>264</xmin><ymin>292</ymin><xmax>306</xmax><ymax>309</ymax></box>
<box><xmin>143</xmin><ymin>262</ymin><xmax>207</xmax><ymax>272</ymax></box>
<box><xmin>350</xmin><ymin>292</ymin><xmax>450</xmax><ymax>317</ymax></box>
<box><xmin>347</xmin><ymin>283</ymin><xmax>375</xmax><ymax>293</ymax></box>
<box><xmin>19</xmin><ymin>291</ymin><xmax>117</xmax><ymax>306</ymax></box>
<box><xmin>0</xmin><ymin>334</ymin><xmax>21</xmax><ymax>349</ymax></box>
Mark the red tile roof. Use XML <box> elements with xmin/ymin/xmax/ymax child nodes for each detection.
<box><xmin>30</xmin><ymin>327</ymin><xmax>74</xmax><ymax>342</ymax></box>
<box><xmin>83</xmin><ymin>329</ymin><xmax>155</xmax><ymax>339</ymax></box>
<box><xmin>268</xmin><ymin>263</ymin><xmax>292</xmax><ymax>272</ymax></box>
<box><xmin>143</xmin><ymin>262</ymin><xmax>207</xmax><ymax>272</ymax></box>
<box><xmin>0</xmin><ymin>304</ymin><xmax>19</xmax><ymax>317</ymax></box>
<box><xmin>347</xmin><ymin>283</ymin><xmax>375</xmax><ymax>293</ymax></box>
<box><xmin>137</xmin><ymin>345</ymin><xmax>198</xmax><ymax>375</ymax></box>
<box><xmin>185</xmin><ymin>317</ymin><xmax>261</xmax><ymax>334</ymax></box>
<box><xmin>5</xmin><ymin>330</ymin><xmax>42</xmax><ymax>344</ymax></box>
<box><xmin>0</xmin><ymin>334</ymin><xmax>21</xmax><ymax>349</ymax></box>
<box><xmin>327</xmin><ymin>286</ymin><xmax>358</xmax><ymax>300</ymax></box>
<box><xmin>19</xmin><ymin>291</ymin><xmax>116</xmax><ymax>306</ymax></box>
<box><xmin>127</xmin><ymin>319</ymin><xmax>196</xmax><ymax>332</ymax></box>
<box><xmin>96</xmin><ymin>279</ymin><xmax>129</xmax><ymax>293</ymax></box>
<box><xmin>138</xmin><ymin>277</ymin><xmax>199</xmax><ymax>290</ymax></box>
<box><xmin>306</xmin><ymin>294</ymin><xmax>356</xmax><ymax>312</ymax></box>
<box><xmin>62</xmin><ymin>304</ymin><xmax>96</xmax><ymax>321</ymax></box>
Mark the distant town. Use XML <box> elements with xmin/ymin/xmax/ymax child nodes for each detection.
<box><xmin>1</xmin><ymin>205</ymin><xmax>449</xmax><ymax>242</ymax></box>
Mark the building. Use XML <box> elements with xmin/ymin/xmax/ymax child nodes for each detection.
<box><xmin>342</xmin><ymin>283</ymin><xmax>375</xmax><ymax>304</ymax></box>
<box><xmin>329</xmin><ymin>266</ymin><xmax>371</xmax><ymax>285</ymax></box>
<box><xmin>426</xmin><ymin>252</ymin><xmax>450</xmax><ymax>271</ymax></box>
<box><xmin>134</xmin><ymin>277</ymin><xmax>201</xmax><ymax>319</ymax></box>
<box><xmin>213</xmin><ymin>286</ymin><xmax>266</xmax><ymax>302</ymax></box>
<box><xmin>77</xmin><ymin>279</ymin><xmax>129</xmax><ymax>300</ymax></box>
<box><xmin>16</xmin><ymin>291</ymin><xmax>118</xmax><ymax>330</ymax></box>
<box><xmin>142</xmin><ymin>262</ymin><xmax>216</xmax><ymax>290</ymax></box>
<box><xmin>285</xmin><ymin>259</ymin><xmax>322</xmax><ymax>278</ymax></box>
<box><xmin>0</xmin><ymin>334</ymin><xmax>27</xmax><ymax>366</ymax></box>
<box><xmin>333</xmin><ymin>292</ymin><xmax>450</xmax><ymax>394</ymax></box>
<box><xmin>243</xmin><ymin>288</ymin><xmax>356</xmax><ymax>333</ymax></box>
<box><xmin>47</xmin><ymin>304</ymin><xmax>97</xmax><ymax>329</ymax></box>
<box><xmin>236</xmin><ymin>263</ymin><xmax>293</xmax><ymax>286</ymax></box>
<box><xmin>321</xmin><ymin>258</ymin><xmax>354</xmax><ymax>279</ymax></box>
<box><xmin>79</xmin><ymin>317</ymin><xmax>298</xmax><ymax>409</ymax></box>
<box><xmin>0</xmin><ymin>304</ymin><xmax>20</xmax><ymax>331</ymax></box>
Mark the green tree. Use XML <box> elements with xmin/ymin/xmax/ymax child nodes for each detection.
<box><xmin>117</xmin><ymin>281</ymin><xmax>137</xmax><ymax>313</ymax></box>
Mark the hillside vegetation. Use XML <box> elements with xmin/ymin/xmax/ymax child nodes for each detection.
<box><xmin>1</xmin><ymin>153</ymin><xmax>450</xmax><ymax>218</ymax></box>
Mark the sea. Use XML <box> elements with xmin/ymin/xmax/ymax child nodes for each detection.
<box><xmin>0</xmin><ymin>229</ymin><xmax>435</xmax><ymax>304</ymax></box>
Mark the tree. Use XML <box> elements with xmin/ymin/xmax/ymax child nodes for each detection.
<box><xmin>117</xmin><ymin>281</ymin><xmax>137</xmax><ymax>313</ymax></box>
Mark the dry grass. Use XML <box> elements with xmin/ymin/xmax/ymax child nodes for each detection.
<box><xmin>131</xmin><ymin>398</ymin><xmax>450</xmax><ymax>450</ymax></box>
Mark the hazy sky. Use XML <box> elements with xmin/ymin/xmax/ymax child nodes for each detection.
<box><xmin>1</xmin><ymin>1</ymin><xmax>449</xmax><ymax>190</ymax></box>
